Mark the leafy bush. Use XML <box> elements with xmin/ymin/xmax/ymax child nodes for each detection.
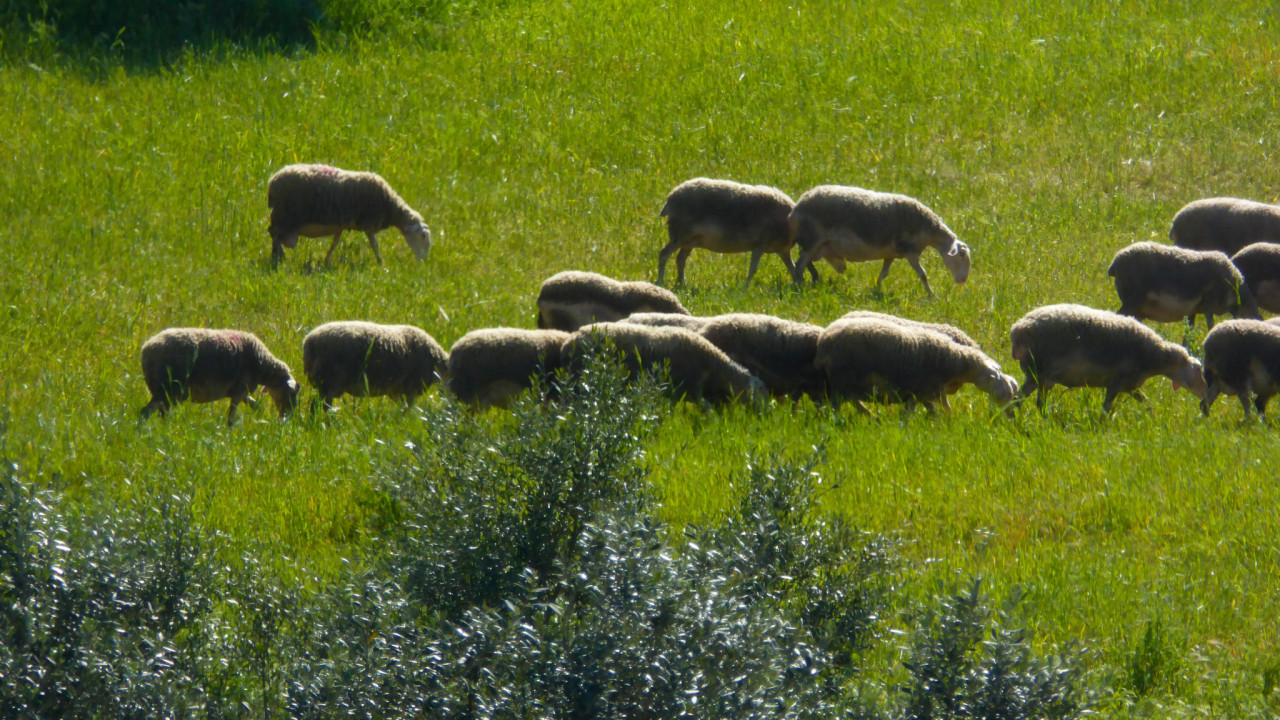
<box><xmin>898</xmin><ymin>579</ymin><xmax>1091</xmax><ymax>720</ymax></box>
<box><xmin>0</xmin><ymin>460</ymin><xmax>223</xmax><ymax>718</ymax></box>
<box><xmin>3</xmin><ymin>0</ymin><xmax>322</xmax><ymax>56</ymax></box>
<box><xmin>0</xmin><ymin>356</ymin><xmax>1097</xmax><ymax>718</ymax></box>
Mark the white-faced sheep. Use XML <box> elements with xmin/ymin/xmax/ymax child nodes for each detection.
<box><xmin>302</xmin><ymin>321</ymin><xmax>448</xmax><ymax>410</ymax></box>
<box><xmin>619</xmin><ymin>312</ymin><xmax>709</xmax><ymax>332</ymax></box>
<box><xmin>839</xmin><ymin>310</ymin><xmax>980</xmax><ymax>348</ymax></box>
<box><xmin>789</xmin><ymin>185</ymin><xmax>971</xmax><ymax>296</ymax></box>
<box><xmin>658</xmin><ymin>177</ymin><xmax>808</xmax><ymax>285</ymax></box>
<box><xmin>1008</xmin><ymin>304</ymin><xmax>1207</xmax><ymax>413</ymax></box>
<box><xmin>267</xmin><ymin>164</ymin><xmax>431</xmax><ymax>265</ymax></box>
<box><xmin>536</xmin><ymin>271</ymin><xmax>690</xmax><ymax>332</ymax></box>
<box><xmin>1170</xmin><ymin>197</ymin><xmax>1280</xmax><ymax>256</ymax></box>
<box><xmin>139</xmin><ymin>328</ymin><xmax>299</xmax><ymax>426</ymax></box>
<box><xmin>561</xmin><ymin>323</ymin><xmax>765</xmax><ymax>405</ymax></box>
<box><xmin>1231</xmin><ymin>242</ymin><xmax>1280</xmax><ymax>314</ymax></box>
<box><xmin>1107</xmin><ymin>241</ymin><xmax>1259</xmax><ymax>329</ymax></box>
<box><xmin>696</xmin><ymin>313</ymin><xmax>827</xmax><ymax>402</ymax></box>
<box><xmin>815</xmin><ymin>317</ymin><xmax>1017</xmax><ymax>415</ymax></box>
<box><xmin>445</xmin><ymin>328</ymin><xmax>569</xmax><ymax>409</ymax></box>
<box><xmin>1200</xmin><ymin>319</ymin><xmax>1280</xmax><ymax>420</ymax></box>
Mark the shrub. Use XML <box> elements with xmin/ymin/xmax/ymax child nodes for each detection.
<box><xmin>0</xmin><ymin>459</ymin><xmax>223</xmax><ymax>718</ymax></box>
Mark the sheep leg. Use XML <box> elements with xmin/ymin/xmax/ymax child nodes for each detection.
<box><xmin>1200</xmin><ymin>382</ymin><xmax>1220</xmax><ymax>416</ymax></box>
<box><xmin>1237</xmin><ymin>379</ymin><xmax>1255</xmax><ymax>420</ymax></box>
<box><xmin>139</xmin><ymin>398</ymin><xmax>168</xmax><ymax>419</ymax></box>
<box><xmin>656</xmin><ymin>241</ymin><xmax>681</xmax><ymax>285</ymax></box>
<box><xmin>1203</xmin><ymin>313</ymin><xmax>1215</xmax><ymax>330</ymax></box>
<box><xmin>675</xmin><ymin>248</ymin><xmax>693</xmax><ymax>284</ymax></box>
<box><xmin>777</xmin><ymin>250</ymin><xmax>798</xmax><ymax>279</ymax></box>
<box><xmin>323</xmin><ymin>231</ymin><xmax>345</xmax><ymax>265</ymax></box>
<box><xmin>1255</xmin><ymin>392</ymin><xmax>1273</xmax><ymax>418</ymax></box>
<box><xmin>875</xmin><ymin>258</ymin><xmax>894</xmax><ymax>291</ymax></box>
<box><xmin>745</xmin><ymin>249</ymin><xmax>767</xmax><ymax>285</ymax></box>
<box><xmin>365</xmin><ymin>232</ymin><xmax>384</xmax><ymax>265</ymax></box>
<box><xmin>906</xmin><ymin>256</ymin><xmax>935</xmax><ymax>297</ymax></box>
<box><xmin>226</xmin><ymin>396</ymin><xmax>244</xmax><ymax>426</ymax></box>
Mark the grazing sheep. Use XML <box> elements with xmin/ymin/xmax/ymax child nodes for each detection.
<box><xmin>561</xmin><ymin>323</ymin><xmax>765</xmax><ymax>405</ymax></box>
<box><xmin>1200</xmin><ymin>319</ymin><xmax>1280</xmax><ymax>420</ymax></box>
<box><xmin>267</xmin><ymin>164</ymin><xmax>431</xmax><ymax>265</ymax></box>
<box><xmin>696</xmin><ymin>313</ymin><xmax>827</xmax><ymax>402</ymax></box>
<box><xmin>658</xmin><ymin>177</ymin><xmax>809</xmax><ymax>285</ymax></box>
<box><xmin>446</xmin><ymin>328</ymin><xmax>569</xmax><ymax>409</ymax></box>
<box><xmin>839</xmin><ymin>310</ymin><xmax>980</xmax><ymax>348</ymax></box>
<box><xmin>789</xmin><ymin>185</ymin><xmax>970</xmax><ymax>296</ymax></box>
<box><xmin>139</xmin><ymin>328</ymin><xmax>299</xmax><ymax>426</ymax></box>
<box><xmin>1170</xmin><ymin>197</ymin><xmax>1280</xmax><ymax>256</ymax></box>
<box><xmin>536</xmin><ymin>271</ymin><xmax>690</xmax><ymax>332</ymax></box>
<box><xmin>1107</xmin><ymin>241</ymin><xmax>1259</xmax><ymax>329</ymax></box>
<box><xmin>1231</xmin><ymin>242</ymin><xmax>1280</xmax><ymax>314</ymax></box>
<box><xmin>619</xmin><ymin>312</ymin><xmax>709</xmax><ymax>331</ymax></box>
<box><xmin>1008</xmin><ymin>304</ymin><xmax>1207</xmax><ymax>413</ymax></box>
<box><xmin>815</xmin><ymin>317</ymin><xmax>1018</xmax><ymax>414</ymax></box>
<box><xmin>302</xmin><ymin>321</ymin><xmax>448</xmax><ymax>410</ymax></box>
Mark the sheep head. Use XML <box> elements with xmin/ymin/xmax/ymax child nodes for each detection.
<box><xmin>1169</xmin><ymin>357</ymin><xmax>1208</xmax><ymax>401</ymax></box>
<box><xmin>939</xmin><ymin>239</ymin><xmax>971</xmax><ymax>285</ymax></box>
<box><xmin>268</xmin><ymin>378</ymin><xmax>301</xmax><ymax>418</ymax></box>
<box><xmin>403</xmin><ymin>220</ymin><xmax>432</xmax><ymax>261</ymax></box>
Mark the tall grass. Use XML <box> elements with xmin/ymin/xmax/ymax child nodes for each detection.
<box><xmin>3</xmin><ymin>0</ymin><xmax>1280</xmax><ymax>715</ymax></box>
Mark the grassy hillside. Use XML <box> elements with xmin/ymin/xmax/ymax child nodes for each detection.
<box><xmin>3</xmin><ymin>0</ymin><xmax>1280</xmax><ymax>714</ymax></box>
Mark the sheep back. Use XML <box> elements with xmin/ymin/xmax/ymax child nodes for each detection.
<box><xmin>839</xmin><ymin>310</ymin><xmax>979</xmax><ymax>348</ymax></box>
<box><xmin>1107</xmin><ymin>241</ymin><xmax>1253</xmax><ymax>323</ymax></box>
<box><xmin>1232</xmin><ymin>242</ymin><xmax>1280</xmax><ymax>314</ymax></box>
<box><xmin>536</xmin><ymin>271</ymin><xmax>689</xmax><ymax>331</ymax></box>
<box><xmin>140</xmin><ymin>328</ymin><xmax>298</xmax><ymax>422</ymax></box>
<box><xmin>619</xmin><ymin>312</ymin><xmax>710</xmax><ymax>332</ymax></box>
<box><xmin>267</xmin><ymin>164</ymin><xmax>430</xmax><ymax>262</ymax></box>
<box><xmin>562</xmin><ymin>322</ymin><xmax>760</xmax><ymax>404</ymax></box>
<box><xmin>697</xmin><ymin>313</ymin><xmax>826</xmax><ymax>401</ymax></box>
<box><xmin>658</xmin><ymin>178</ymin><xmax>796</xmax><ymax>284</ymax></box>
<box><xmin>816</xmin><ymin>318</ymin><xmax>1007</xmax><ymax>408</ymax></box>
<box><xmin>303</xmin><ymin>321</ymin><xmax>447</xmax><ymax>406</ymax></box>
<box><xmin>789</xmin><ymin>185</ymin><xmax>969</xmax><ymax>289</ymax></box>
<box><xmin>1008</xmin><ymin>304</ymin><xmax>1204</xmax><ymax>410</ymax></box>
<box><xmin>1201</xmin><ymin>319</ymin><xmax>1280</xmax><ymax>417</ymax></box>
<box><xmin>446</xmin><ymin>328</ymin><xmax>569</xmax><ymax>409</ymax></box>
<box><xmin>1170</xmin><ymin>197</ymin><xmax>1280</xmax><ymax>256</ymax></box>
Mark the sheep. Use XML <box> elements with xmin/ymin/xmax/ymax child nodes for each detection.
<box><xmin>1107</xmin><ymin>241</ymin><xmax>1259</xmax><ymax>329</ymax></box>
<box><xmin>139</xmin><ymin>328</ymin><xmax>299</xmax><ymax>426</ymax></box>
<box><xmin>1231</xmin><ymin>242</ymin><xmax>1280</xmax><ymax>314</ymax></box>
<box><xmin>302</xmin><ymin>321</ymin><xmax>448</xmax><ymax>410</ymax></box>
<box><xmin>1008</xmin><ymin>304</ymin><xmax>1207</xmax><ymax>413</ymax></box>
<box><xmin>789</xmin><ymin>185</ymin><xmax>971</xmax><ymax>296</ymax></box>
<box><xmin>560</xmin><ymin>322</ymin><xmax>765</xmax><ymax>405</ymax></box>
<box><xmin>1170</xmin><ymin>197</ymin><xmax>1280</xmax><ymax>256</ymax></box>
<box><xmin>1199</xmin><ymin>319</ymin><xmax>1280</xmax><ymax>420</ymax></box>
<box><xmin>657</xmin><ymin>177</ymin><xmax>812</xmax><ymax>285</ymax></box>
<box><xmin>619</xmin><ymin>312</ymin><xmax>710</xmax><ymax>332</ymax></box>
<box><xmin>445</xmin><ymin>328</ymin><xmax>570</xmax><ymax>409</ymax></box>
<box><xmin>267</xmin><ymin>164</ymin><xmax>431</xmax><ymax>265</ymax></box>
<box><xmin>814</xmin><ymin>317</ymin><xmax>1018</xmax><ymax>414</ymax></box>
<box><xmin>695</xmin><ymin>313</ymin><xmax>827</xmax><ymax>402</ymax></box>
<box><xmin>536</xmin><ymin>271</ymin><xmax>690</xmax><ymax>332</ymax></box>
<box><xmin>838</xmin><ymin>310</ymin><xmax>979</xmax><ymax>348</ymax></box>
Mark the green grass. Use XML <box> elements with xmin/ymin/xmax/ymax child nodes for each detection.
<box><xmin>4</xmin><ymin>0</ymin><xmax>1280</xmax><ymax>714</ymax></box>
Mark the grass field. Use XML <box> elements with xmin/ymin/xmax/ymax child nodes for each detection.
<box><xmin>3</xmin><ymin>0</ymin><xmax>1280</xmax><ymax>715</ymax></box>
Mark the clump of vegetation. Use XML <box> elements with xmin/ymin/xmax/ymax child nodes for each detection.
<box><xmin>0</xmin><ymin>356</ymin><xmax>1094</xmax><ymax>718</ymax></box>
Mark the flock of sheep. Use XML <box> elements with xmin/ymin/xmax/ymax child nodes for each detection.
<box><xmin>138</xmin><ymin>165</ymin><xmax>1280</xmax><ymax>425</ymax></box>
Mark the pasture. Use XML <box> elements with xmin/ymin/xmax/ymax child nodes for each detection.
<box><xmin>2</xmin><ymin>0</ymin><xmax>1280</xmax><ymax>714</ymax></box>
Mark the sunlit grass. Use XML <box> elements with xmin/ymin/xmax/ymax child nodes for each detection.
<box><xmin>4</xmin><ymin>0</ymin><xmax>1280</xmax><ymax>714</ymax></box>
